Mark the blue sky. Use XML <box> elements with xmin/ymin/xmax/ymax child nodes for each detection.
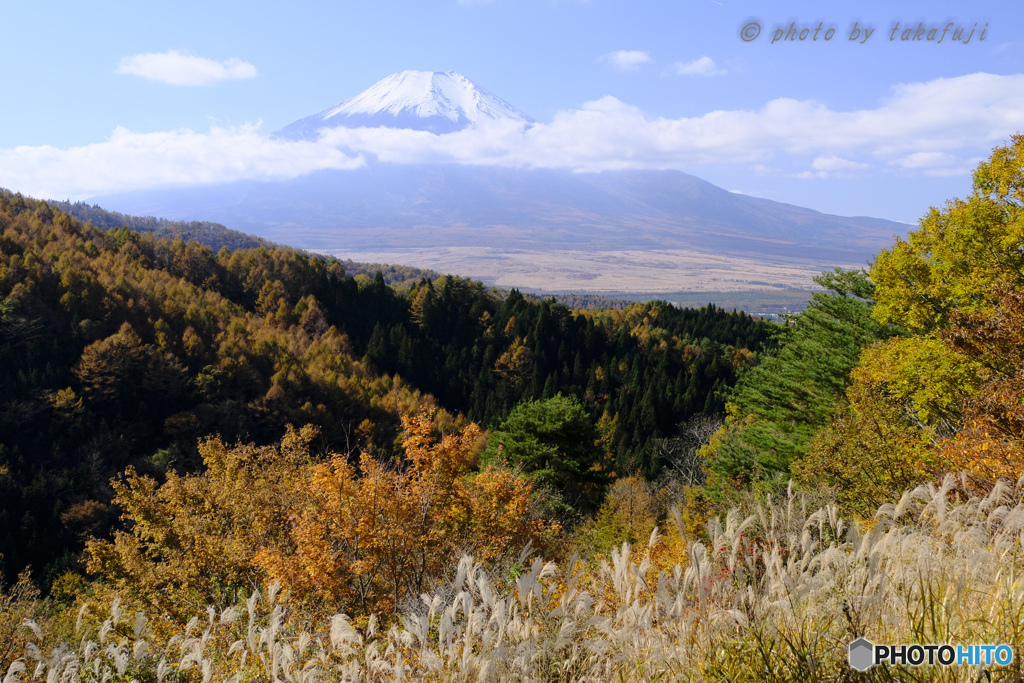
<box><xmin>0</xmin><ymin>0</ymin><xmax>1021</xmax><ymax>223</ymax></box>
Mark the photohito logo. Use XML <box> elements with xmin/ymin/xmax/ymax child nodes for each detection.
<box><xmin>848</xmin><ymin>638</ymin><xmax>1014</xmax><ymax>671</ymax></box>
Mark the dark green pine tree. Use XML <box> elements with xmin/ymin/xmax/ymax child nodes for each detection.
<box><xmin>707</xmin><ymin>268</ymin><xmax>899</xmax><ymax>479</ymax></box>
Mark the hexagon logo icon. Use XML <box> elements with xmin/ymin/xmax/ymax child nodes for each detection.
<box><xmin>849</xmin><ymin>637</ymin><xmax>875</xmax><ymax>671</ymax></box>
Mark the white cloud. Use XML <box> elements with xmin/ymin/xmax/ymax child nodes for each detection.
<box><xmin>889</xmin><ymin>151</ymin><xmax>977</xmax><ymax>176</ymax></box>
<box><xmin>600</xmin><ymin>50</ymin><xmax>651</xmax><ymax>71</ymax></box>
<box><xmin>0</xmin><ymin>124</ymin><xmax>363</xmax><ymax>200</ymax></box>
<box><xmin>673</xmin><ymin>56</ymin><xmax>725</xmax><ymax>77</ymax></box>
<box><xmin>115</xmin><ymin>50</ymin><xmax>258</xmax><ymax>86</ymax></box>
<box><xmin>811</xmin><ymin>156</ymin><xmax>869</xmax><ymax>172</ymax></box>
<box><xmin>804</xmin><ymin>156</ymin><xmax>873</xmax><ymax>178</ymax></box>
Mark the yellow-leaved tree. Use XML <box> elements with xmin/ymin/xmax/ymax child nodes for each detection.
<box><xmin>85</xmin><ymin>426</ymin><xmax>312</xmax><ymax>621</ymax></box>
<box><xmin>871</xmin><ymin>134</ymin><xmax>1024</xmax><ymax>332</ymax></box>
<box><xmin>796</xmin><ymin>135</ymin><xmax>1024</xmax><ymax>512</ymax></box>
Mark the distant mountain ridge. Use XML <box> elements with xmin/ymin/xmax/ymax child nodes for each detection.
<box><xmin>273</xmin><ymin>70</ymin><xmax>534</xmax><ymax>140</ymax></box>
<box><xmin>43</xmin><ymin>197</ymin><xmax>273</xmax><ymax>252</ymax></box>
<box><xmin>92</xmin><ymin>165</ymin><xmax>903</xmax><ymax>264</ymax></box>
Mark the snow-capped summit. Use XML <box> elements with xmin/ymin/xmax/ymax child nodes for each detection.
<box><xmin>273</xmin><ymin>70</ymin><xmax>535</xmax><ymax>140</ymax></box>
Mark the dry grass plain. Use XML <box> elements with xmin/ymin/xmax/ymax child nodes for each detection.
<box><xmin>328</xmin><ymin>246</ymin><xmax>860</xmax><ymax>294</ymax></box>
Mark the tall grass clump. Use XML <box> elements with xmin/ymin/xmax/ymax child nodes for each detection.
<box><xmin>4</xmin><ymin>474</ymin><xmax>1024</xmax><ymax>682</ymax></box>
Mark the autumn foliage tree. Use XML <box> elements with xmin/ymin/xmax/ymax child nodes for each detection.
<box><xmin>871</xmin><ymin>133</ymin><xmax>1024</xmax><ymax>332</ymax></box>
<box><xmin>934</xmin><ymin>286</ymin><xmax>1024</xmax><ymax>490</ymax></box>
<box><xmin>797</xmin><ymin>136</ymin><xmax>1024</xmax><ymax>510</ymax></box>
<box><xmin>85</xmin><ymin>426</ymin><xmax>312</xmax><ymax>621</ymax></box>
<box><xmin>865</xmin><ymin>136</ymin><xmax>1024</xmax><ymax>493</ymax></box>
<box><xmin>88</xmin><ymin>413</ymin><xmax>552</xmax><ymax>621</ymax></box>
<box><xmin>258</xmin><ymin>410</ymin><xmax>552</xmax><ymax>615</ymax></box>
<box><xmin>794</xmin><ymin>379</ymin><xmax>943</xmax><ymax>516</ymax></box>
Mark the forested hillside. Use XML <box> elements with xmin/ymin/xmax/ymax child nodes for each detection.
<box><xmin>0</xmin><ymin>189</ymin><xmax>768</xmax><ymax>587</ymax></box>
<box><xmin>48</xmin><ymin>198</ymin><xmax>638</xmax><ymax>308</ymax></box>
<box><xmin>45</xmin><ymin>199</ymin><xmax>273</xmax><ymax>252</ymax></box>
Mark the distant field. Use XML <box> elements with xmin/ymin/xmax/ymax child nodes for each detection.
<box><xmin>330</xmin><ymin>246</ymin><xmax>843</xmax><ymax>313</ymax></box>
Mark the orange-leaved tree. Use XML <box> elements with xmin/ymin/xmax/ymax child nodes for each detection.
<box><xmin>935</xmin><ymin>286</ymin><xmax>1024</xmax><ymax>490</ymax></box>
<box><xmin>89</xmin><ymin>412</ymin><xmax>553</xmax><ymax>621</ymax></box>
<box><xmin>257</xmin><ymin>410</ymin><xmax>553</xmax><ymax>615</ymax></box>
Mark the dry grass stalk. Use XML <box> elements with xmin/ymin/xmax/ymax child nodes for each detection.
<box><xmin>4</xmin><ymin>474</ymin><xmax>1024</xmax><ymax>681</ymax></box>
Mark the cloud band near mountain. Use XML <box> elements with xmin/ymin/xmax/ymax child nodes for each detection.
<box><xmin>0</xmin><ymin>72</ymin><xmax>1020</xmax><ymax>200</ymax></box>
<box><xmin>0</xmin><ymin>126</ymin><xmax>363</xmax><ymax>200</ymax></box>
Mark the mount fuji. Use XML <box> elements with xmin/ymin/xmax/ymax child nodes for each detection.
<box><xmin>273</xmin><ymin>70</ymin><xmax>535</xmax><ymax>139</ymax></box>
<box><xmin>91</xmin><ymin>71</ymin><xmax>907</xmax><ymax>299</ymax></box>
